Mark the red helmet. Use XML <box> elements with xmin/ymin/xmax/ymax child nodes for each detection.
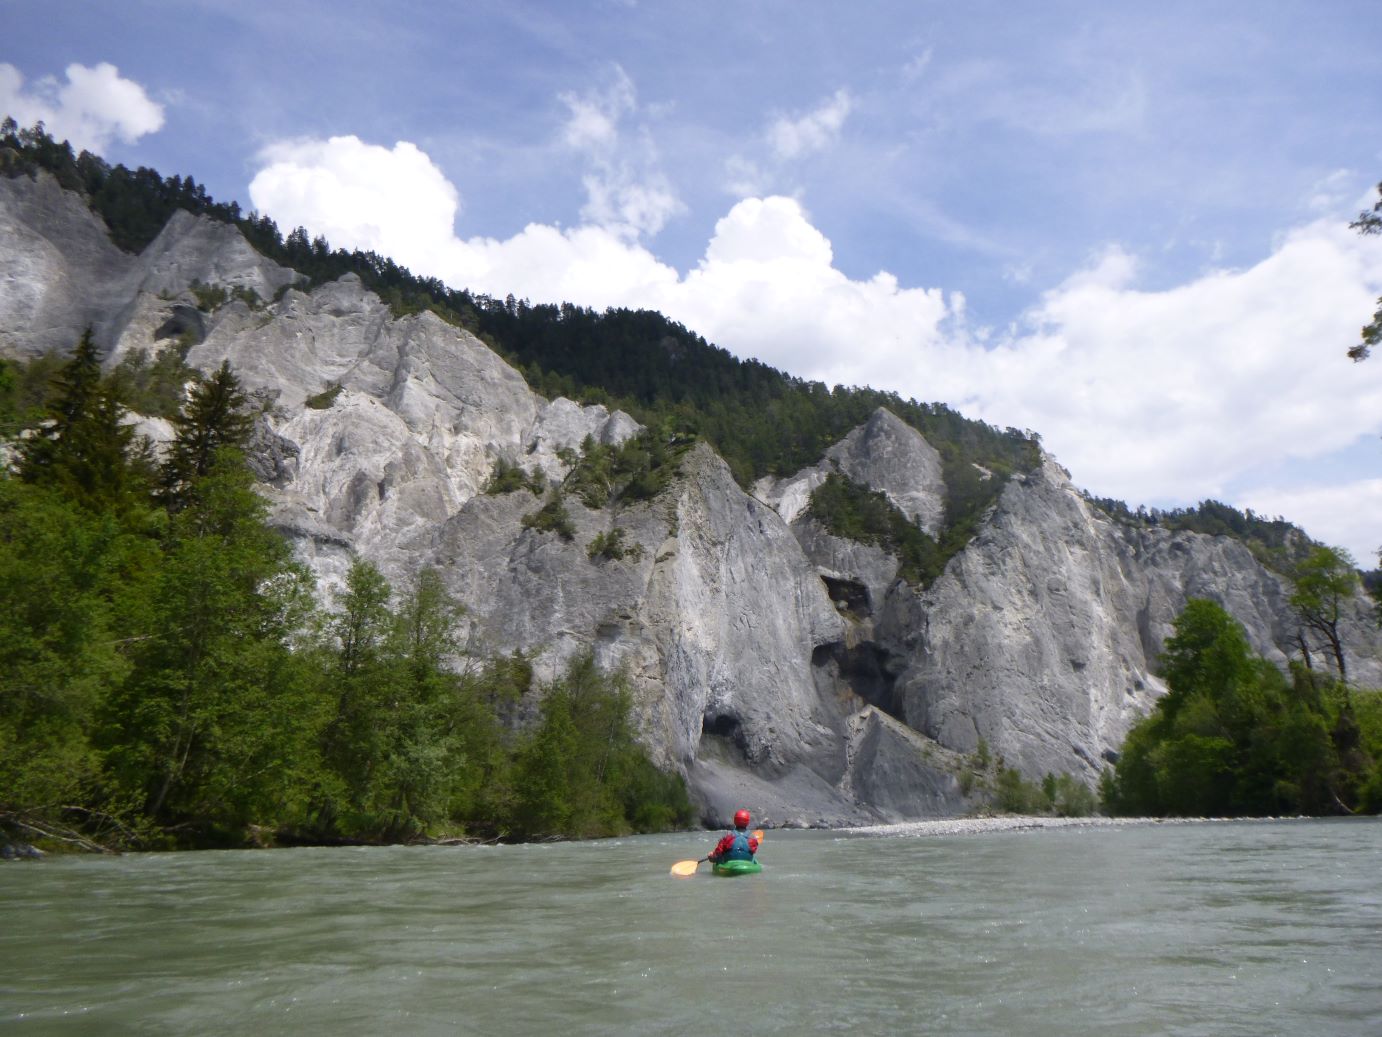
<box><xmin>733</xmin><ymin>809</ymin><xmax>751</xmax><ymax>829</ymax></box>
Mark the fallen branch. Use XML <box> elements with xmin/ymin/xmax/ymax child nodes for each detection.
<box><xmin>58</xmin><ymin>804</ymin><xmax>146</xmax><ymax>846</ymax></box>
<box><xmin>0</xmin><ymin>812</ymin><xmax>118</xmax><ymax>855</ymax></box>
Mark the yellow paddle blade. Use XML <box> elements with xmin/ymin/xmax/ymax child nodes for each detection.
<box><xmin>753</xmin><ymin>829</ymin><xmax>765</xmax><ymax>842</ymax></box>
<box><xmin>670</xmin><ymin>859</ymin><xmax>700</xmax><ymax>877</ymax></box>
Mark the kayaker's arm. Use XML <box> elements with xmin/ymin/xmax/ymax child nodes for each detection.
<box><xmin>707</xmin><ymin>832</ymin><xmax>734</xmax><ymax>862</ymax></box>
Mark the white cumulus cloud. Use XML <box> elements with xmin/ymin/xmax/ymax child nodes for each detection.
<box><xmin>968</xmin><ymin>223</ymin><xmax>1382</xmax><ymax>514</ymax></box>
<box><xmin>653</xmin><ymin>197</ymin><xmax>957</xmax><ymax>390</ymax></box>
<box><xmin>249</xmin><ymin>136</ymin><xmax>462</xmax><ymax>263</ymax></box>
<box><xmin>0</xmin><ymin>62</ymin><xmax>164</xmax><ymax>152</ymax></box>
<box><xmin>248</xmin><ymin>134</ymin><xmax>678</xmax><ymax>305</ymax></box>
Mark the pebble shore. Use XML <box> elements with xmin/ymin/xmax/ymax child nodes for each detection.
<box><xmin>841</xmin><ymin>814</ymin><xmax>1307</xmax><ymax>838</ymax></box>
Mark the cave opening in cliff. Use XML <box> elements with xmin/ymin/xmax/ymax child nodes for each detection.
<box><xmin>812</xmin><ymin>641</ymin><xmax>903</xmax><ymax>720</ymax></box>
<box><xmin>154</xmin><ymin>304</ymin><xmax>206</xmax><ymax>345</ymax></box>
<box><xmin>820</xmin><ymin>575</ymin><xmax>871</xmax><ymax>619</ymax></box>
<box><xmin>699</xmin><ymin>713</ymin><xmax>748</xmax><ymax>762</ymax></box>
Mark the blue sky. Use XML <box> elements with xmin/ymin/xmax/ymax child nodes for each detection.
<box><xmin>6</xmin><ymin>0</ymin><xmax>1382</xmax><ymax>560</ymax></box>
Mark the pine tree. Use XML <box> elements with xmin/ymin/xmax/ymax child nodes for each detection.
<box><xmin>160</xmin><ymin>360</ymin><xmax>254</xmax><ymax>510</ymax></box>
<box><xmin>18</xmin><ymin>329</ymin><xmax>153</xmax><ymax>512</ymax></box>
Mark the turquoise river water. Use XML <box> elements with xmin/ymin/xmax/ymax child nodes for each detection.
<box><xmin>3</xmin><ymin>818</ymin><xmax>1380</xmax><ymax>1035</ymax></box>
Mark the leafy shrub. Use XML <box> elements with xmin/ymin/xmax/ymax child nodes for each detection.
<box><xmin>304</xmin><ymin>383</ymin><xmax>343</xmax><ymax>410</ymax></box>
<box><xmin>588</xmin><ymin>527</ymin><xmax>643</xmax><ymax>562</ymax></box>
<box><xmin>1042</xmin><ymin>772</ymin><xmax>1097</xmax><ymax>816</ymax></box>
<box><xmin>994</xmin><ymin>766</ymin><xmax>1045</xmax><ymax>813</ymax></box>
<box><xmin>188</xmin><ymin>280</ymin><xmax>260</xmax><ymax>313</ymax></box>
<box><xmin>189</xmin><ymin>280</ymin><xmax>229</xmax><ymax>312</ymax></box>
<box><xmin>485</xmin><ymin>458</ymin><xmax>546</xmax><ymax>496</ymax></box>
<box><xmin>990</xmin><ymin>765</ymin><xmax>1096</xmax><ymax>816</ymax></box>
<box><xmin>108</xmin><ymin>344</ymin><xmax>196</xmax><ymax>419</ymax></box>
<box><xmin>564</xmin><ymin>427</ymin><xmax>692</xmax><ymax>510</ymax></box>
<box><xmin>521</xmin><ymin>495</ymin><xmax>576</xmax><ymax>541</ymax></box>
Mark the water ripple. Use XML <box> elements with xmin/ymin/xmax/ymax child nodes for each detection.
<box><xmin>3</xmin><ymin>819</ymin><xmax>1380</xmax><ymax>1034</ymax></box>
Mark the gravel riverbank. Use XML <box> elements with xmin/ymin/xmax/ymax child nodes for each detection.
<box><xmin>840</xmin><ymin>814</ymin><xmax>1309</xmax><ymax>838</ymax></box>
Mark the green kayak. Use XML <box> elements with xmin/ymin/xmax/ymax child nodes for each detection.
<box><xmin>712</xmin><ymin>859</ymin><xmax>762</xmax><ymax>877</ymax></box>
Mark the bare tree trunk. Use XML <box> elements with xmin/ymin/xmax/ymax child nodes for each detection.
<box><xmin>1295</xmin><ymin>632</ymin><xmax>1313</xmax><ymax>671</ymax></box>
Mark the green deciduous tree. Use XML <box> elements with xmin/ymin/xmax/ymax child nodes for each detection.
<box><xmin>1289</xmin><ymin>545</ymin><xmax>1359</xmax><ymax>682</ymax></box>
<box><xmin>313</xmin><ymin>557</ymin><xmax>394</xmax><ymax>831</ymax></box>
<box><xmin>511</xmin><ymin>654</ymin><xmax>691</xmax><ymax>838</ymax></box>
<box><xmin>100</xmin><ymin>452</ymin><xmax>318</xmax><ymax>836</ymax></box>
<box><xmin>0</xmin><ymin>479</ymin><xmax>134</xmax><ymax>818</ymax></box>
<box><xmin>1105</xmin><ymin>599</ymin><xmax>1377</xmax><ymax>817</ymax></box>
<box><xmin>315</xmin><ymin>562</ymin><xmax>495</xmax><ymax>840</ymax></box>
<box><xmin>365</xmin><ymin>568</ymin><xmax>473</xmax><ymax>837</ymax></box>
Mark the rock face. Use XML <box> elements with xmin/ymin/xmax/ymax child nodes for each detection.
<box><xmin>0</xmin><ymin>172</ymin><xmax>298</xmax><ymax>361</ymax></box>
<box><xmin>901</xmin><ymin>459</ymin><xmax>1381</xmax><ymax>778</ymax></box>
<box><xmin>755</xmin><ymin>407</ymin><xmax>945</xmax><ymax>534</ymax></box>
<box><xmin>4</xmin><ymin>171</ymin><xmax>1380</xmax><ymax>827</ymax></box>
<box><xmin>0</xmin><ymin>170</ymin><xmax>138</xmax><ymax>358</ymax></box>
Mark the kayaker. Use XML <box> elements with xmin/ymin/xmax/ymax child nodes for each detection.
<box><xmin>707</xmin><ymin>809</ymin><xmax>759</xmax><ymax>864</ymax></box>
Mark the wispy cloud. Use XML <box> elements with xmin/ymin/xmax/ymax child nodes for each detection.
<box><xmin>902</xmin><ymin>47</ymin><xmax>934</xmax><ymax>82</ymax></box>
<box><xmin>557</xmin><ymin>66</ymin><xmax>681</xmax><ymax>239</ymax></box>
<box><xmin>932</xmin><ymin>58</ymin><xmax>1147</xmax><ymax>137</ymax></box>
<box><xmin>1305</xmin><ymin>169</ymin><xmax>1359</xmax><ymax>214</ymax></box>
<box><xmin>768</xmin><ymin>89</ymin><xmax>853</xmax><ymax>160</ymax></box>
<box><xmin>559</xmin><ymin>67</ymin><xmax>635</xmax><ymax>152</ymax></box>
<box><xmin>721</xmin><ymin>155</ymin><xmax>768</xmax><ymax>198</ymax></box>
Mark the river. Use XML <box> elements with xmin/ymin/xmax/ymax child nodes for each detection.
<box><xmin>3</xmin><ymin>818</ymin><xmax>1380</xmax><ymax>1035</ymax></box>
